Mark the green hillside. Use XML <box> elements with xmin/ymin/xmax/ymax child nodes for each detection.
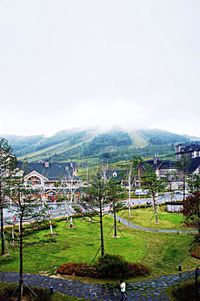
<box><xmin>3</xmin><ymin>128</ymin><xmax>196</xmax><ymax>168</ymax></box>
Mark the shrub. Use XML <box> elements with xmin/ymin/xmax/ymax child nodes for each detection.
<box><xmin>169</xmin><ymin>279</ymin><xmax>200</xmax><ymax>301</ymax></box>
<box><xmin>57</xmin><ymin>254</ymin><xmax>150</xmax><ymax>279</ymax></box>
<box><xmin>4</xmin><ymin>220</ymin><xmax>57</xmax><ymax>238</ymax></box>
<box><xmin>96</xmin><ymin>254</ymin><xmax>129</xmax><ymax>278</ymax></box>
<box><xmin>127</xmin><ymin>263</ymin><xmax>150</xmax><ymax>276</ymax></box>
<box><xmin>57</xmin><ymin>263</ymin><xmax>98</xmax><ymax>277</ymax></box>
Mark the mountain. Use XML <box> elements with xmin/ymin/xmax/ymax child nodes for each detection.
<box><xmin>2</xmin><ymin>128</ymin><xmax>198</xmax><ymax>166</ymax></box>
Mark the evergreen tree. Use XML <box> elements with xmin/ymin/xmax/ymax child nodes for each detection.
<box><xmin>142</xmin><ymin>165</ymin><xmax>165</xmax><ymax>224</ymax></box>
<box><xmin>78</xmin><ymin>169</ymin><xmax>109</xmax><ymax>257</ymax></box>
<box><xmin>0</xmin><ymin>138</ymin><xmax>16</xmax><ymax>255</ymax></box>
<box><xmin>106</xmin><ymin>178</ymin><xmax>126</xmax><ymax>238</ymax></box>
<box><xmin>176</xmin><ymin>154</ymin><xmax>191</xmax><ymax>201</ymax></box>
<box><xmin>7</xmin><ymin>176</ymin><xmax>47</xmax><ymax>301</ymax></box>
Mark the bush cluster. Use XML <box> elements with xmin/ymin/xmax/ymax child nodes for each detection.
<box><xmin>57</xmin><ymin>263</ymin><xmax>98</xmax><ymax>278</ymax></box>
<box><xmin>96</xmin><ymin>254</ymin><xmax>129</xmax><ymax>278</ymax></box>
<box><xmin>57</xmin><ymin>254</ymin><xmax>150</xmax><ymax>279</ymax></box>
<box><xmin>170</xmin><ymin>279</ymin><xmax>200</xmax><ymax>301</ymax></box>
<box><xmin>1</xmin><ymin>284</ymin><xmax>53</xmax><ymax>301</ymax></box>
<box><xmin>4</xmin><ymin>220</ymin><xmax>57</xmax><ymax>237</ymax></box>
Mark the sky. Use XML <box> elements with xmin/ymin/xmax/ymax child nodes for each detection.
<box><xmin>0</xmin><ymin>0</ymin><xmax>199</xmax><ymax>137</ymax></box>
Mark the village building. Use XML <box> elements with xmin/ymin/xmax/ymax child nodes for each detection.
<box><xmin>175</xmin><ymin>143</ymin><xmax>200</xmax><ymax>159</ymax></box>
<box><xmin>16</xmin><ymin>160</ymin><xmax>81</xmax><ymax>194</ymax></box>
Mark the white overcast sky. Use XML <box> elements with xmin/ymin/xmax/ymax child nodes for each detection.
<box><xmin>0</xmin><ymin>0</ymin><xmax>199</xmax><ymax>137</ymax></box>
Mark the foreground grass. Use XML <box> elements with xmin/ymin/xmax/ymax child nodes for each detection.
<box><xmin>0</xmin><ymin>214</ymin><xmax>198</xmax><ymax>278</ymax></box>
<box><xmin>121</xmin><ymin>207</ymin><xmax>188</xmax><ymax>229</ymax></box>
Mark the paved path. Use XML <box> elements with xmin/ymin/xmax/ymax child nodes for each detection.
<box><xmin>117</xmin><ymin>216</ymin><xmax>197</xmax><ymax>234</ymax></box>
<box><xmin>0</xmin><ymin>270</ymin><xmax>196</xmax><ymax>300</ymax></box>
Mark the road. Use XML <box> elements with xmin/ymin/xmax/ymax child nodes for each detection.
<box><xmin>3</xmin><ymin>192</ymin><xmax>183</xmax><ymax>224</ymax></box>
<box><xmin>125</xmin><ymin>191</ymin><xmax>183</xmax><ymax>206</ymax></box>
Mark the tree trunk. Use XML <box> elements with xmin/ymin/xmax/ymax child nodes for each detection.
<box><xmin>182</xmin><ymin>173</ymin><xmax>186</xmax><ymax>201</ymax></box>
<box><xmin>169</xmin><ymin>183</ymin><xmax>173</xmax><ymax>202</ymax></box>
<box><xmin>0</xmin><ymin>182</ymin><xmax>5</xmax><ymax>255</ymax></box>
<box><xmin>138</xmin><ymin>164</ymin><xmax>141</xmax><ymax>188</ymax></box>
<box><xmin>128</xmin><ymin>172</ymin><xmax>131</xmax><ymax>217</ymax></box>
<box><xmin>99</xmin><ymin>200</ymin><xmax>105</xmax><ymax>257</ymax></box>
<box><xmin>18</xmin><ymin>215</ymin><xmax>23</xmax><ymax>301</ymax></box>
<box><xmin>113</xmin><ymin>204</ymin><xmax>117</xmax><ymax>238</ymax></box>
<box><xmin>152</xmin><ymin>193</ymin><xmax>158</xmax><ymax>224</ymax></box>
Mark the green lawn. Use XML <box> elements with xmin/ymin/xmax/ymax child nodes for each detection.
<box><xmin>121</xmin><ymin>207</ymin><xmax>188</xmax><ymax>229</ymax></box>
<box><xmin>0</xmin><ymin>215</ymin><xmax>198</xmax><ymax>279</ymax></box>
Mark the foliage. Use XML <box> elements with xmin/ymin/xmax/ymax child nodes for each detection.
<box><xmin>183</xmin><ymin>192</ymin><xmax>200</xmax><ymax>252</ymax></box>
<box><xmin>138</xmin><ymin>129</ymin><xmax>189</xmax><ymax>145</ymax></box>
<box><xmin>96</xmin><ymin>253</ymin><xmax>129</xmax><ymax>278</ymax></box>
<box><xmin>0</xmin><ymin>282</ymin><xmax>86</xmax><ymax>301</ymax></box>
<box><xmin>169</xmin><ymin>279</ymin><xmax>200</xmax><ymax>301</ymax></box>
<box><xmin>141</xmin><ymin>164</ymin><xmax>166</xmax><ymax>223</ymax></box>
<box><xmin>6</xmin><ymin>177</ymin><xmax>48</xmax><ymax>301</ymax></box>
<box><xmin>77</xmin><ymin>168</ymin><xmax>110</xmax><ymax>256</ymax></box>
<box><xmin>57</xmin><ymin>262</ymin><xmax>98</xmax><ymax>277</ymax></box>
<box><xmin>0</xmin><ymin>137</ymin><xmax>16</xmax><ymax>255</ymax></box>
<box><xmin>106</xmin><ymin>178</ymin><xmax>126</xmax><ymax>237</ymax></box>
<box><xmin>57</xmin><ymin>254</ymin><xmax>150</xmax><ymax>278</ymax></box>
<box><xmin>187</xmin><ymin>174</ymin><xmax>200</xmax><ymax>193</ymax></box>
<box><xmin>4</xmin><ymin>220</ymin><xmax>57</xmax><ymax>238</ymax></box>
<box><xmin>176</xmin><ymin>155</ymin><xmax>191</xmax><ymax>201</ymax></box>
<box><xmin>183</xmin><ymin>192</ymin><xmax>200</xmax><ymax>228</ymax></box>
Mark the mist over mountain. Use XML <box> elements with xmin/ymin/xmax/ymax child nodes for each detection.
<box><xmin>2</xmin><ymin>127</ymin><xmax>199</xmax><ymax>165</ymax></box>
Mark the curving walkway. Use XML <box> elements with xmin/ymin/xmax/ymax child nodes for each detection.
<box><xmin>0</xmin><ymin>217</ymin><xmax>197</xmax><ymax>300</ymax></box>
<box><xmin>0</xmin><ymin>270</ymin><xmax>196</xmax><ymax>300</ymax></box>
<box><xmin>117</xmin><ymin>216</ymin><xmax>197</xmax><ymax>234</ymax></box>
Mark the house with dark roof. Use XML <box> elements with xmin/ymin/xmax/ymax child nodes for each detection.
<box><xmin>187</xmin><ymin>157</ymin><xmax>200</xmax><ymax>174</ymax></box>
<box><xmin>143</xmin><ymin>157</ymin><xmax>177</xmax><ymax>178</ymax></box>
<box><xmin>175</xmin><ymin>143</ymin><xmax>200</xmax><ymax>160</ymax></box>
<box><xmin>16</xmin><ymin>160</ymin><xmax>81</xmax><ymax>192</ymax></box>
<box><xmin>138</xmin><ymin>157</ymin><xmax>181</xmax><ymax>190</ymax></box>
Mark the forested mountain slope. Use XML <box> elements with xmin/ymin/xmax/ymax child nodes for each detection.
<box><xmin>3</xmin><ymin>128</ymin><xmax>197</xmax><ymax>165</ymax></box>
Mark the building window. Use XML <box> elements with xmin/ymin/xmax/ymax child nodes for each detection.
<box><xmin>27</xmin><ymin>176</ymin><xmax>41</xmax><ymax>186</ymax></box>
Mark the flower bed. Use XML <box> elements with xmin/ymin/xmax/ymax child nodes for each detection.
<box><xmin>57</xmin><ymin>254</ymin><xmax>150</xmax><ymax>279</ymax></box>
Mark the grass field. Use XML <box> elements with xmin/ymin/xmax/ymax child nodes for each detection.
<box><xmin>0</xmin><ymin>214</ymin><xmax>198</xmax><ymax>279</ymax></box>
<box><xmin>121</xmin><ymin>207</ymin><xmax>188</xmax><ymax>229</ymax></box>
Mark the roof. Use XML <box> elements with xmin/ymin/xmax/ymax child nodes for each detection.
<box><xmin>17</xmin><ymin>161</ymin><xmax>79</xmax><ymax>180</ymax></box>
<box><xmin>187</xmin><ymin>157</ymin><xmax>200</xmax><ymax>173</ymax></box>
<box><xmin>165</xmin><ymin>201</ymin><xmax>183</xmax><ymax>205</ymax></box>
<box><xmin>176</xmin><ymin>143</ymin><xmax>200</xmax><ymax>154</ymax></box>
<box><xmin>143</xmin><ymin>159</ymin><xmax>176</xmax><ymax>170</ymax></box>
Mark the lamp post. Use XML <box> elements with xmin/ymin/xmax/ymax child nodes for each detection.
<box><xmin>178</xmin><ymin>264</ymin><xmax>182</xmax><ymax>278</ymax></box>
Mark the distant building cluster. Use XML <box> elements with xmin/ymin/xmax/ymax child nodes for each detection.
<box><xmin>15</xmin><ymin>142</ymin><xmax>200</xmax><ymax>197</ymax></box>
